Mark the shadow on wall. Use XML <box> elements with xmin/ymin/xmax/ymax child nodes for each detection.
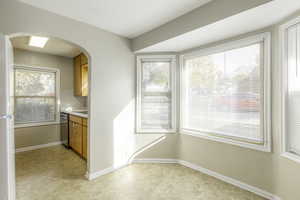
<box><xmin>112</xmin><ymin>99</ymin><xmax>167</xmax><ymax>168</ymax></box>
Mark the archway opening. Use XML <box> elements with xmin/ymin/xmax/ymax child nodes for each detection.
<box><xmin>9</xmin><ymin>33</ymin><xmax>92</xmax><ymax>197</ymax></box>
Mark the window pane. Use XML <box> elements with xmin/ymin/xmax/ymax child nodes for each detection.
<box><xmin>142</xmin><ymin>62</ymin><xmax>170</xmax><ymax>92</ymax></box>
<box><xmin>141</xmin><ymin>94</ymin><xmax>171</xmax><ymax>129</ymax></box>
<box><xmin>15</xmin><ymin>69</ymin><xmax>55</xmax><ymax>96</ymax></box>
<box><xmin>15</xmin><ymin>97</ymin><xmax>56</xmax><ymax>124</ymax></box>
<box><xmin>287</xmin><ymin>25</ymin><xmax>300</xmax><ymax>155</ymax></box>
<box><xmin>183</xmin><ymin>44</ymin><xmax>262</xmax><ymax>141</ymax></box>
<box><xmin>140</xmin><ymin>61</ymin><xmax>172</xmax><ymax>130</ymax></box>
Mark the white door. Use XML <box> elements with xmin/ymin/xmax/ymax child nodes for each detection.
<box><xmin>0</xmin><ymin>34</ymin><xmax>16</xmax><ymax>200</ymax></box>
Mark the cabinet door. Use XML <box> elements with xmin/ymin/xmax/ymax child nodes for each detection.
<box><xmin>74</xmin><ymin>55</ymin><xmax>82</xmax><ymax>96</ymax></box>
<box><xmin>74</xmin><ymin>122</ymin><xmax>83</xmax><ymax>155</ymax></box>
<box><xmin>81</xmin><ymin>53</ymin><xmax>88</xmax><ymax>65</ymax></box>
<box><xmin>81</xmin><ymin>64</ymin><xmax>88</xmax><ymax>97</ymax></box>
<box><xmin>69</xmin><ymin>121</ymin><xmax>74</xmax><ymax>148</ymax></box>
<box><xmin>70</xmin><ymin>122</ymin><xmax>82</xmax><ymax>155</ymax></box>
<box><xmin>82</xmin><ymin>125</ymin><xmax>87</xmax><ymax>159</ymax></box>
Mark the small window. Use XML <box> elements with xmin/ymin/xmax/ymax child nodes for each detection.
<box><xmin>136</xmin><ymin>55</ymin><xmax>176</xmax><ymax>133</ymax></box>
<box><xmin>180</xmin><ymin>33</ymin><xmax>271</xmax><ymax>151</ymax></box>
<box><xmin>281</xmin><ymin>17</ymin><xmax>300</xmax><ymax>163</ymax></box>
<box><xmin>14</xmin><ymin>66</ymin><xmax>60</xmax><ymax>127</ymax></box>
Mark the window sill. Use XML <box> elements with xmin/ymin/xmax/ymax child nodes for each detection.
<box><xmin>136</xmin><ymin>129</ymin><xmax>177</xmax><ymax>134</ymax></box>
<box><xmin>15</xmin><ymin>121</ymin><xmax>60</xmax><ymax>129</ymax></box>
<box><xmin>281</xmin><ymin>152</ymin><xmax>300</xmax><ymax>164</ymax></box>
<box><xmin>180</xmin><ymin>129</ymin><xmax>271</xmax><ymax>152</ymax></box>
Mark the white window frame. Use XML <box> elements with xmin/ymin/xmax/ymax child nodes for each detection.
<box><xmin>180</xmin><ymin>32</ymin><xmax>271</xmax><ymax>152</ymax></box>
<box><xmin>280</xmin><ymin>16</ymin><xmax>300</xmax><ymax>164</ymax></box>
<box><xmin>14</xmin><ymin>65</ymin><xmax>60</xmax><ymax>128</ymax></box>
<box><xmin>136</xmin><ymin>55</ymin><xmax>177</xmax><ymax>133</ymax></box>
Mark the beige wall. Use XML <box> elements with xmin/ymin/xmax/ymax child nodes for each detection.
<box><xmin>0</xmin><ymin>0</ymin><xmax>134</xmax><ymax>175</ymax></box>
<box><xmin>270</xmin><ymin>11</ymin><xmax>300</xmax><ymax>200</ymax></box>
<box><xmin>15</xmin><ymin>125</ymin><xmax>60</xmax><ymax>148</ymax></box>
<box><xmin>134</xmin><ymin>134</ymin><xmax>178</xmax><ymax>159</ymax></box>
<box><xmin>13</xmin><ymin>49</ymin><xmax>87</xmax><ymax>148</ymax></box>
<box><xmin>1</xmin><ymin>0</ymin><xmax>172</xmax><ymax>177</ymax></box>
<box><xmin>134</xmin><ymin>12</ymin><xmax>300</xmax><ymax>200</ymax></box>
<box><xmin>3</xmin><ymin>0</ymin><xmax>300</xmax><ymax>199</ymax></box>
<box><xmin>177</xmin><ymin>14</ymin><xmax>300</xmax><ymax>200</ymax></box>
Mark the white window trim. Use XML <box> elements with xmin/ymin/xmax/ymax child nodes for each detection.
<box><xmin>179</xmin><ymin>32</ymin><xmax>271</xmax><ymax>152</ymax></box>
<box><xmin>136</xmin><ymin>55</ymin><xmax>177</xmax><ymax>134</ymax></box>
<box><xmin>280</xmin><ymin>16</ymin><xmax>300</xmax><ymax>164</ymax></box>
<box><xmin>14</xmin><ymin>64</ymin><xmax>61</xmax><ymax>129</ymax></box>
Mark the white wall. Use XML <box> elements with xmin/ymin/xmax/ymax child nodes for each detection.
<box><xmin>131</xmin><ymin>0</ymin><xmax>272</xmax><ymax>51</ymax></box>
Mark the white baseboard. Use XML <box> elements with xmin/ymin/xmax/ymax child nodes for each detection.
<box><xmin>177</xmin><ymin>160</ymin><xmax>280</xmax><ymax>200</ymax></box>
<box><xmin>131</xmin><ymin>158</ymin><xmax>280</xmax><ymax>200</ymax></box>
<box><xmin>86</xmin><ymin>167</ymin><xmax>115</xmax><ymax>180</ymax></box>
<box><xmin>15</xmin><ymin>141</ymin><xmax>63</xmax><ymax>153</ymax></box>
<box><xmin>86</xmin><ymin>159</ymin><xmax>177</xmax><ymax>180</ymax></box>
<box><xmin>132</xmin><ymin>158</ymin><xmax>178</xmax><ymax>164</ymax></box>
<box><xmin>86</xmin><ymin>163</ymin><xmax>129</xmax><ymax>181</ymax></box>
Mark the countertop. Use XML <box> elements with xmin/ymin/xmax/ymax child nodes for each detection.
<box><xmin>62</xmin><ymin>110</ymin><xmax>88</xmax><ymax>118</ymax></box>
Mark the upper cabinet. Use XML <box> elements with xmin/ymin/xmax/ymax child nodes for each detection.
<box><xmin>74</xmin><ymin>53</ymin><xmax>88</xmax><ymax>96</ymax></box>
<box><xmin>81</xmin><ymin>53</ymin><xmax>88</xmax><ymax>65</ymax></box>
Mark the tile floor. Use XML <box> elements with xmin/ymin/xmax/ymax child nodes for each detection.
<box><xmin>16</xmin><ymin>145</ymin><xmax>266</xmax><ymax>200</ymax></box>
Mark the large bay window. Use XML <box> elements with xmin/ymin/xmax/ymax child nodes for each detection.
<box><xmin>136</xmin><ymin>55</ymin><xmax>176</xmax><ymax>133</ymax></box>
<box><xmin>14</xmin><ymin>65</ymin><xmax>60</xmax><ymax>128</ymax></box>
<box><xmin>281</xmin><ymin>17</ymin><xmax>300</xmax><ymax>163</ymax></box>
<box><xmin>180</xmin><ymin>33</ymin><xmax>271</xmax><ymax>151</ymax></box>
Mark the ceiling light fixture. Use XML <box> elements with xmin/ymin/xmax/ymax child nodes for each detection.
<box><xmin>29</xmin><ymin>36</ymin><xmax>49</xmax><ymax>48</ymax></box>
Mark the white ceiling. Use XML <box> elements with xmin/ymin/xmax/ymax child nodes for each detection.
<box><xmin>138</xmin><ymin>0</ymin><xmax>300</xmax><ymax>53</ymax></box>
<box><xmin>19</xmin><ymin>0</ymin><xmax>212</xmax><ymax>38</ymax></box>
<box><xmin>11</xmin><ymin>36</ymin><xmax>82</xmax><ymax>58</ymax></box>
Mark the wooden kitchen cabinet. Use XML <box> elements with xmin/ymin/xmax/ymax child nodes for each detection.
<box><xmin>81</xmin><ymin>64</ymin><xmax>88</xmax><ymax>96</ymax></box>
<box><xmin>81</xmin><ymin>53</ymin><xmax>88</xmax><ymax>65</ymax></box>
<box><xmin>82</xmin><ymin>125</ymin><xmax>87</xmax><ymax>159</ymax></box>
<box><xmin>74</xmin><ymin>55</ymin><xmax>82</xmax><ymax>96</ymax></box>
<box><xmin>69</xmin><ymin>120</ymin><xmax>83</xmax><ymax>155</ymax></box>
<box><xmin>69</xmin><ymin>121</ymin><xmax>74</xmax><ymax>148</ymax></box>
<box><xmin>82</xmin><ymin>118</ymin><xmax>88</xmax><ymax>159</ymax></box>
<box><xmin>69</xmin><ymin>114</ymin><xmax>88</xmax><ymax>160</ymax></box>
<box><xmin>74</xmin><ymin>53</ymin><xmax>88</xmax><ymax>96</ymax></box>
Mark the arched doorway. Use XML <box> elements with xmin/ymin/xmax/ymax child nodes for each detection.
<box><xmin>1</xmin><ymin>32</ymin><xmax>93</xmax><ymax>200</ymax></box>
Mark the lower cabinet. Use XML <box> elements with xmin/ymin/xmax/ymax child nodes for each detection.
<box><xmin>69</xmin><ymin>115</ymin><xmax>88</xmax><ymax>159</ymax></box>
<box><xmin>82</xmin><ymin>126</ymin><xmax>87</xmax><ymax>159</ymax></box>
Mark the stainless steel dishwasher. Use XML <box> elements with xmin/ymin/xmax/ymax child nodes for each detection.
<box><xmin>60</xmin><ymin>112</ymin><xmax>69</xmax><ymax>148</ymax></box>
